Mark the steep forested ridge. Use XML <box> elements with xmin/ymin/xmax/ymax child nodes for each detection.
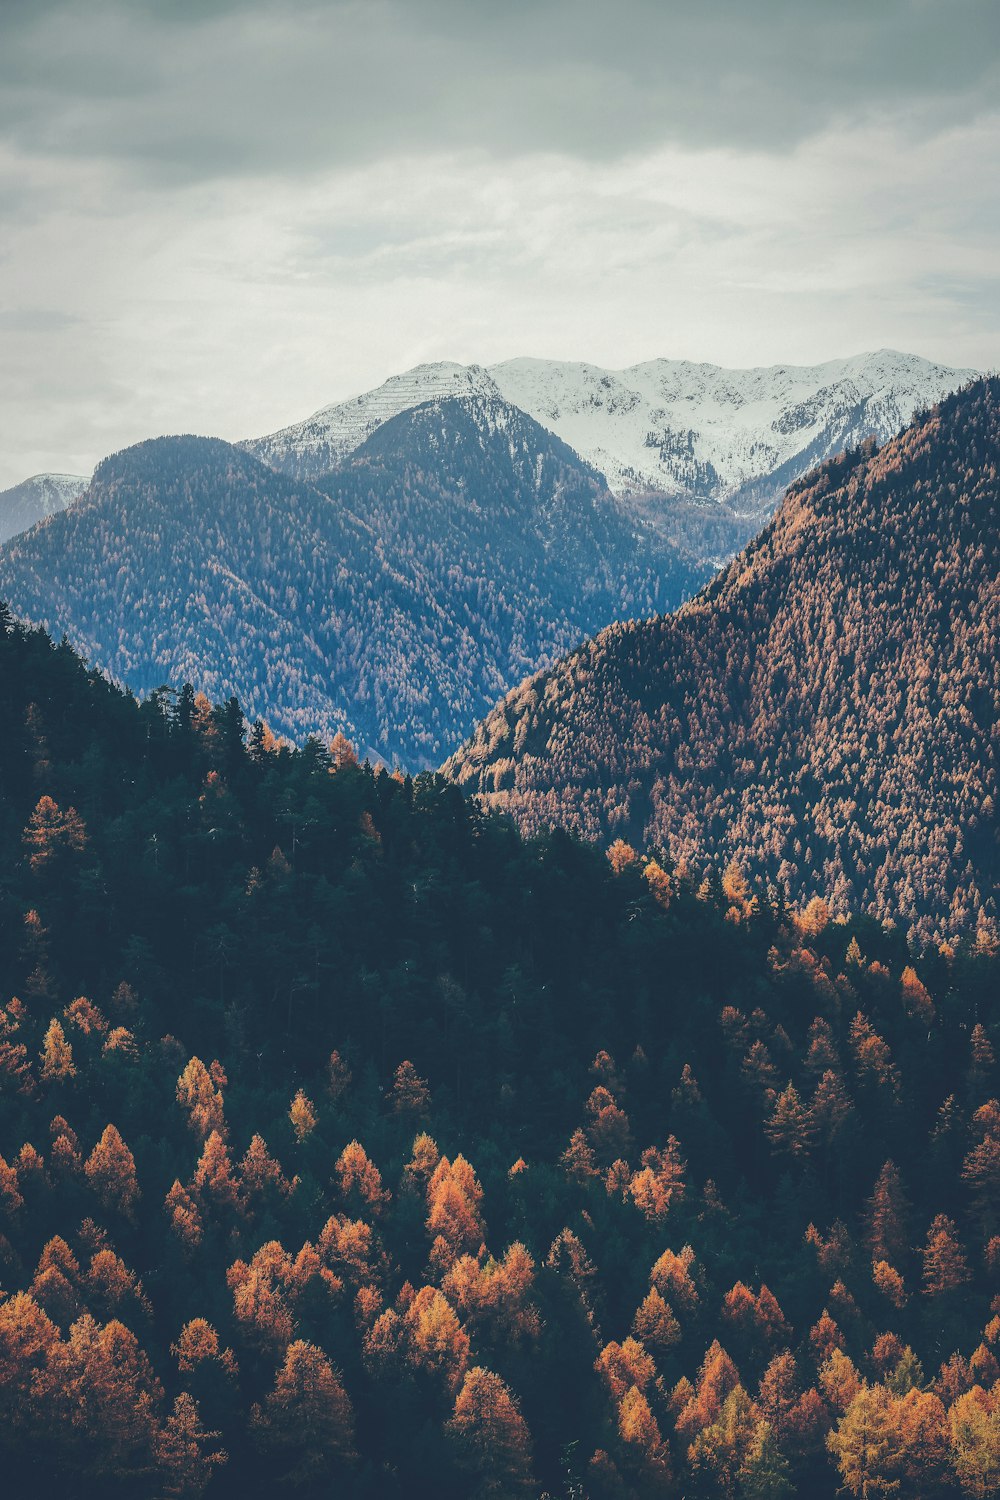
<box><xmin>0</xmin><ymin>608</ymin><xmax>997</xmax><ymax>1498</ymax></box>
<box><xmin>0</xmin><ymin>401</ymin><xmax>705</xmax><ymax>769</ymax></box>
<box><xmin>449</xmin><ymin>378</ymin><xmax>1000</xmax><ymax>941</ymax></box>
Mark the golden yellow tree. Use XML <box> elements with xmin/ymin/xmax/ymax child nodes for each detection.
<box><xmin>22</xmin><ymin>795</ymin><xmax>86</xmax><ymax>873</ymax></box>
<box><xmin>155</xmin><ymin>1391</ymin><xmax>227</xmax><ymax>1498</ymax></box>
<box><xmin>176</xmin><ymin>1058</ymin><xmax>226</xmax><ymax>1141</ymax></box>
<box><xmin>447</xmin><ymin>1366</ymin><xmax>534</xmax><ymax>1497</ymax></box>
<box><xmin>84</xmin><ymin>1125</ymin><xmax>139</xmax><ymax>1218</ymax></box>
<box><xmin>40</xmin><ymin>1019</ymin><xmax>76</xmax><ymax>1082</ymax></box>
<box><xmin>251</xmin><ymin>1340</ymin><xmax>355</xmax><ymax>1484</ymax></box>
<box><xmin>289</xmin><ymin>1089</ymin><xmax>317</xmax><ymax>1142</ymax></box>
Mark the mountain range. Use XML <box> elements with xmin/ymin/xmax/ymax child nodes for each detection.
<box><xmin>0</xmin><ymin>347</ymin><xmax>980</xmax><ymax>815</ymax></box>
<box><xmin>247</xmin><ymin>348</ymin><xmax>972</xmax><ymax>562</ymax></box>
<box><xmin>448</xmin><ymin>377</ymin><xmax>1000</xmax><ymax>940</ymax></box>
<box><xmin>0</xmin><ymin>396</ymin><xmax>703</xmax><ymax>766</ymax></box>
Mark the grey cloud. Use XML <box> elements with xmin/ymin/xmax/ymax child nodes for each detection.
<box><xmin>1</xmin><ymin>0</ymin><xmax>998</xmax><ymax>488</ymax></box>
<box><xmin>0</xmin><ymin>308</ymin><xmax>81</xmax><ymax>332</ymax></box>
<box><xmin>1</xmin><ymin>0</ymin><xmax>998</xmax><ymax>187</ymax></box>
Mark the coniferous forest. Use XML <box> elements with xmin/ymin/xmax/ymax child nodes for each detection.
<box><xmin>0</xmin><ymin>603</ymin><xmax>997</xmax><ymax>1499</ymax></box>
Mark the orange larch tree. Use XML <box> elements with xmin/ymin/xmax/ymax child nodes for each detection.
<box><xmin>446</xmin><ymin>1365</ymin><xmax>534</xmax><ymax>1497</ymax></box>
<box><xmin>84</xmin><ymin>1124</ymin><xmax>139</xmax><ymax>1219</ymax></box>
<box><xmin>251</xmin><ymin>1340</ymin><xmax>355</xmax><ymax>1486</ymax></box>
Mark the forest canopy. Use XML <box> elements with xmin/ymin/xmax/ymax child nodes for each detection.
<box><xmin>0</xmin><ymin>604</ymin><xmax>996</xmax><ymax>1497</ymax></box>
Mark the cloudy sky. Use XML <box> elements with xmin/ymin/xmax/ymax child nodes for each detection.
<box><xmin>1</xmin><ymin>0</ymin><xmax>998</xmax><ymax>487</ymax></box>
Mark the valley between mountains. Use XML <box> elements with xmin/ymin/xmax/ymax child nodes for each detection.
<box><xmin>0</xmin><ymin>351</ymin><xmax>993</xmax><ymax>939</ymax></box>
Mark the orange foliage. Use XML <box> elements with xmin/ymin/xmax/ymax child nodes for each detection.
<box><xmin>84</xmin><ymin>1124</ymin><xmax>139</xmax><ymax>1218</ymax></box>
<box><xmin>22</xmin><ymin>795</ymin><xmax>86</xmax><ymax>873</ymax></box>
<box><xmin>251</xmin><ymin>1340</ymin><xmax>355</xmax><ymax>1483</ymax></box>
<box><xmin>560</xmin><ymin>1127</ymin><xmax>598</xmax><ymax>1183</ymax></box>
<box><xmin>336</xmin><ymin>1141</ymin><xmax>389</xmax><ymax>1213</ymax></box>
<box><xmin>171</xmin><ymin>1318</ymin><xmax>237</xmax><ymax>1377</ymax></box>
<box><xmin>923</xmin><ymin>1215</ymin><xmax>971</xmax><ymax>1296</ymax></box>
<box><xmin>427</xmin><ymin>1155</ymin><xmax>485</xmax><ymax>1270</ymax></box>
<box><xmin>391</xmin><ymin>1060</ymin><xmax>431</xmax><ymax>1116</ymax></box>
<box><xmin>289</xmin><ymin>1088</ymin><xmax>317</xmax><ymax>1142</ymax></box>
<box><xmin>872</xmin><ymin>1259</ymin><xmax>908</xmax><ymax>1309</ymax></box>
<box><xmin>446</xmin><ymin>1365</ymin><xmax>534</xmax><ymax>1496</ymax></box>
<box><xmin>650</xmin><ymin>1245</ymin><xmax>699</xmax><ymax>1312</ymax></box>
<box><xmin>64</xmin><ymin>997</ymin><xmax>108</xmax><ymax>1036</ymax></box>
<box><xmin>632</xmin><ymin>1287</ymin><xmax>681</xmax><ymax>1351</ymax></box>
<box><xmin>165</xmin><ymin>1179</ymin><xmax>203</xmax><ymax>1249</ymax></box>
<box><xmin>155</xmin><ymin>1391</ymin><xmax>227</xmax><ymax>1496</ymax></box>
<box><xmin>629</xmin><ymin>1138</ymin><xmax>686</xmax><ymax>1223</ymax></box>
<box><xmin>192</xmin><ymin>1131</ymin><xmax>240</xmax><ymax>1213</ymax></box>
<box><xmin>606</xmin><ymin>839</ymin><xmax>639</xmax><ymax>876</ymax></box>
<box><xmin>176</xmin><ymin>1058</ymin><xmax>226</xmax><ymax>1141</ymax></box>
<box><xmin>403</xmin><ymin>1284</ymin><xmax>470</xmax><ymax>1391</ymax></box>
<box><xmin>40</xmin><ymin>1019</ymin><xmax>76</xmax><ymax>1082</ymax></box>
<box><xmin>240</xmin><ymin>1134</ymin><xmax>295</xmax><ymax>1204</ymax></box>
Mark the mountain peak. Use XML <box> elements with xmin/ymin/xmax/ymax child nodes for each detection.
<box><xmin>0</xmin><ymin>395</ymin><xmax>704</xmax><ymax>769</ymax></box>
<box><xmin>0</xmin><ymin>470</ymin><xmax>89</xmax><ymax>546</ymax></box>
<box><xmin>95</xmin><ymin>433</ymin><xmax>248</xmax><ymax>479</ymax></box>
<box><xmin>244</xmin><ymin>362</ymin><xmax>500</xmax><ymax>480</ymax></box>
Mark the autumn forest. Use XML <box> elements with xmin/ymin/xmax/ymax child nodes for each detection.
<box><xmin>2</xmin><ymin>0</ymin><xmax>997</xmax><ymax>1491</ymax></box>
<box><xmin>0</xmin><ymin>589</ymin><xmax>997</xmax><ymax>1499</ymax></box>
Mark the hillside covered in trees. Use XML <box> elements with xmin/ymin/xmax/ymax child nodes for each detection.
<box><xmin>449</xmin><ymin>378</ymin><xmax>1000</xmax><ymax>941</ymax></box>
<box><xmin>0</xmin><ymin>604</ymin><xmax>997</xmax><ymax>1498</ymax></box>
<box><xmin>0</xmin><ymin>397</ymin><xmax>706</xmax><ymax>769</ymax></box>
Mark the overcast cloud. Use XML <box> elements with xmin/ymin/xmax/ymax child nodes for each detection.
<box><xmin>1</xmin><ymin>0</ymin><xmax>998</xmax><ymax>486</ymax></box>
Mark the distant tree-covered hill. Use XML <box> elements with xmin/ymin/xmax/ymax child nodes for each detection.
<box><xmin>448</xmin><ymin>378</ymin><xmax>1000</xmax><ymax>940</ymax></box>
<box><xmin>0</xmin><ymin>398</ymin><xmax>706</xmax><ymax>768</ymax></box>
<box><xmin>0</xmin><ymin>606</ymin><xmax>996</xmax><ymax>1499</ymax></box>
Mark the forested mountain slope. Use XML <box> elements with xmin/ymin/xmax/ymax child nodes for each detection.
<box><xmin>448</xmin><ymin>379</ymin><xmax>1000</xmax><ymax>940</ymax></box>
<box><xmin>0</xmin><ymin>401</ymin><xmax>705</xmax><ymax>767</ymax></box>
<box><xmin>0</xmin><ymin>606</ymin><xmax>996</xmax><ymax>1499</ymax></box>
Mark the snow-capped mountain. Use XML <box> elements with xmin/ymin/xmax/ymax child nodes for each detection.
<box><xmin>489</xmin><ymin>350</ymin><xmax>973</xmax><ymax>507</ymax></box>
<box><xmin>0</xmin><ymin>472</ymin><xmax>89</xmax><ymax>546</ymax></box>
<box><xmin>246</xmin><ymin>349</ymin><xmax>973</xmax><ymax>560</ymax></box>
<box><xmin>247</xmin><ymin>362</ymin><xmax>495</xmax><ymax>480</ymax></box>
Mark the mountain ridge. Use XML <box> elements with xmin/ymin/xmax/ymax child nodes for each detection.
<box><xmin>245</xmin><ymin>348</ymin><xmax>973</xmax><ymax>561</ymax></box>
<box><xmin>0</xmin><ymin>398</ymin><xmax>705</xmax><ymax>767</ymax></box>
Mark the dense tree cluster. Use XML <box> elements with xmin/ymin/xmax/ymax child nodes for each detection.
<box><xmin>0</xmin><ymin>606</ymin><xmax>996</xmax><ymax>1497</ymax></box>
<box><xmin>450</xmin><ymin>378</ymin><xmax>1000</xmax><ymax>941</ymax></box>
<box><xmin>0</xmin><ymin>397</ymin><xmax>706</xmax><ymax>770</ymax></box>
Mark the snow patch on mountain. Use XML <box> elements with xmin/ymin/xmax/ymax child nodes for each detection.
<box><xmin>0</xmin><ymin>472</ymin><xmax>90</xmax><ymax>546</ymax></box>
<box><xmin>247</xmin><ymin>362</ymin><xmax>499</xmax><ymax>479</ymax></box>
